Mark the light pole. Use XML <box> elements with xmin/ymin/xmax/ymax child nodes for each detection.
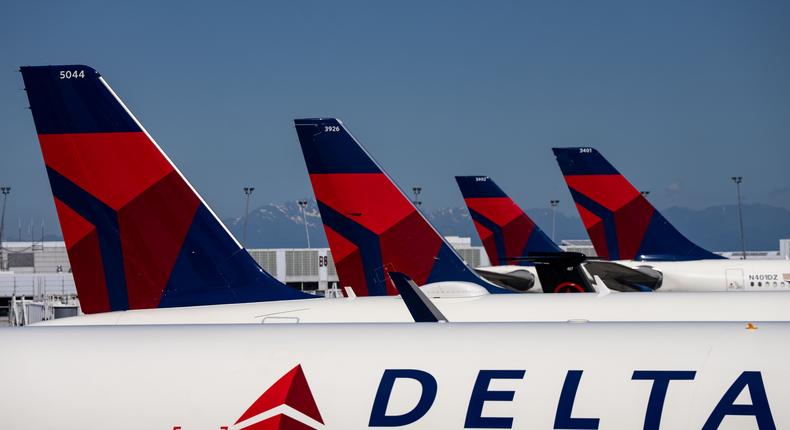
<box><xmin>550</xmin><ymin>200</ymin><xmax>560</xmax><ymax>241</ymax></box>
<box><xmin>298</xmin><ymin>199</ymin><xmax>311</xmax><ymax>248</ymax></box>
<box><xmin>731</xmin><ymin>176</ymin><xmax>746</xmax><ymax>260</ymax></box>
<box><xmin>242</xmin><ymin>187</ymin><xmax>255</xmax><ymax>248</ymax></box>
<box><xmin>412</xmin><ymin>187</ymin><xmax>422</xmax><ymax>209</ymax></box>
<box><xmin>0</xmin><ymin>187</ymin><xmax>10</xmax><ymax>271</ymax></box>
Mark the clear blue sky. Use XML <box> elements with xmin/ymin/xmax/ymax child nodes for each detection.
<box><xmin>1</xmin><ymin>1</ymin><xmax>789</xmax><ymax>236</ymax></box>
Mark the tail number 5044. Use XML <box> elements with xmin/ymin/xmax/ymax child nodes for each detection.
<box><xmin>59</xmin><ymin>70</ymin><xmax>85</xmax><ymax>79</ymax></box>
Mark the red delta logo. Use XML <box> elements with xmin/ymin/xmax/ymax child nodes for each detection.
<box><xmin>173</xmin><ymin>364</ymin><xmax>324</xmax><ymax>430</ymax></box>
<box><xmin>234</xmin><ymin>364</ymin><xmax>324</xmax><ymax>429</ymax></box>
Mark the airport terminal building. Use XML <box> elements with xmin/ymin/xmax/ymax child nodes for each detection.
<box><xmin>0</xmin><ymin>236</ymin><xmax>495</xmax><ymax>304</ymax></box>
<box><xmin>1</xmin><ymin>237</ymin><xmax>788</xmax><ymax>325</ymax></box>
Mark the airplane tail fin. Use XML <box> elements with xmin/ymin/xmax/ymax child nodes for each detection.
<box><xmin>294</xmin><ymin>118</ymin><xmax>502</xmax><ymax>296</ymax></box>
<box><xmin>552</xmin><ymin>147</ymin><xmax>723</xmax><ymax>261</ymax></box>
<box><xmin>455</xmin><ymin>176</ymin><xmax>561</xmax><ymax>266</ymax></box>
<box><xmin>20</xmin><ymin>65</ymin><xmax>309</xmax><ymax>313</ymax></box>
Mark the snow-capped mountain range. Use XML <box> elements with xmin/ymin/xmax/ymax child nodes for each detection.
<box><xmin>222</xmin><ymin>200</ymin><xmax>790</xmax><ymax>251</ymax></box>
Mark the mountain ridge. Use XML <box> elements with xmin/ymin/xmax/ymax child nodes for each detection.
<box><xmin>223</xmin><ymin>200</ymin><xmax>790</xmax><ymax>252</ymax></box>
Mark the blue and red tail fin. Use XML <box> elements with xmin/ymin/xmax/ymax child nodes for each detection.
<box><xmin>294</xmin><ymin>118</ymin><xmax>503</xmax><ymax>296</ymax></box>
<box><xmin>20</xmin><ymin>65</ymin><xmax>310</xmax><ymax>313</ymax></box>
<box><xmin>552</xmin><ymin>147</ymin><xmax>723</xmax><ymax>261</ymax></box>
<box><xmin>455</xmin><ymin>176</ymin><xmax>561</xmax><ymax>266</ymax></box>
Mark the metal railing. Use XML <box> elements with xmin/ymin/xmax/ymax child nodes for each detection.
<box><xmin>0</xmin><ymin>274</ymin><xmax>76</xmax><ymax>298</ymax></box>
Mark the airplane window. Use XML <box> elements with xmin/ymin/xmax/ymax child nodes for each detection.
<box><xmin>750</xmin><ymin>282</ymin><xmax>754</xmax><ymax>287</ymax></box>
<box><xmin>758</xmin><ymin>282</ymin><xmax>762</xmax><ymax>287</ymax></box>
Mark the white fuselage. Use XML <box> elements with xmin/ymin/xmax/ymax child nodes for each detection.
<box><xmin>619</xmin><ymin>259</ymin><xmax>790</xmax><ymax>292</ymax></box>
<box><xmin>1</xmin><ymin>322</ymin><xmax>788</xmax><ymax>429</ymax></box>
<box><xmin>37</xmin><ymin>289</ymin><xmax>790</xmax><ymax>325</ymax></box>
<box><xmin>480</xmin><ymin>259</ymin><xmax>790</xmax><ymax>292</ymax></box>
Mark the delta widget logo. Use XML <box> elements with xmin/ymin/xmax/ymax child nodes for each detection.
<box><xmin>173</xmin><ymin>364</ymin><xmax>324</xmax><ymax>430</ymax></box>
